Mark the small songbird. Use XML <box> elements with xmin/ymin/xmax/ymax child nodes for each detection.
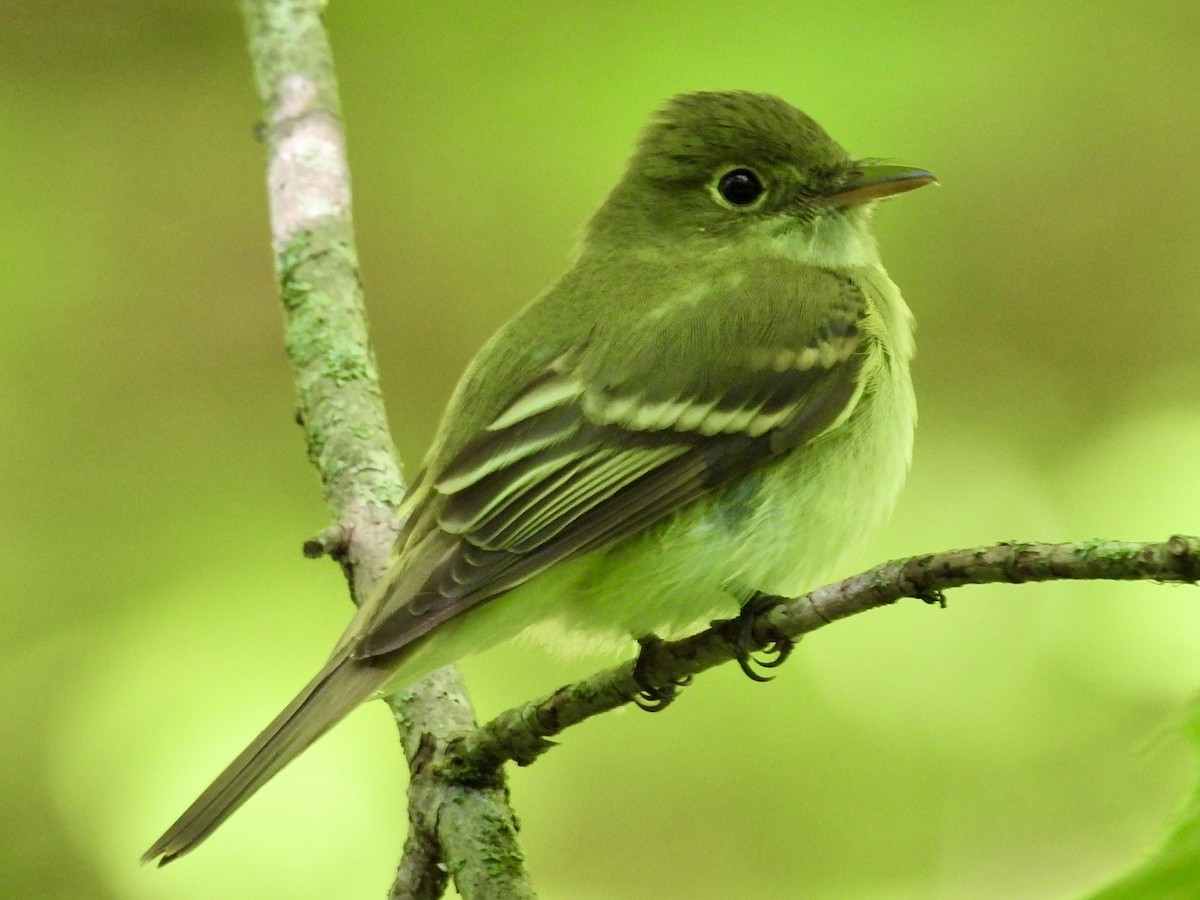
<box><xmin>144</xmin><ymin>90</ymin><xmax>934</xmax><ymax>864</ymax></box>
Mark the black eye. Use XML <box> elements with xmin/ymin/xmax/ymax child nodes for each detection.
<box><xmin>716</xmin><ymin>168</ymin><xmax>765</xmax><ymax>206</ymax></box>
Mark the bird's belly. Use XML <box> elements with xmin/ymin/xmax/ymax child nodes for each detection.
<box><xmin>523</xmin><ymin>368</ymin><xmax>915</xmax><ymax>657</ymax></box>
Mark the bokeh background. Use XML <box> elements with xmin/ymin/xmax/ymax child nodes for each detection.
<box><xmin>4</xmin><ymin>2</ymin><xmax>1200</xmax><ymax>898</ymax></box>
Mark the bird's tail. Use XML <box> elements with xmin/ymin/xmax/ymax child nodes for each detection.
<box><xmin>141</xmin><ymin>651</ymin><xmax>393</xmax><ymax>865</ymax></box>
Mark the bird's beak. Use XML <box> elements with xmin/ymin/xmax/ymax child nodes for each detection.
<box><xmin>824</xmin><ymin>165</ymin><xmax>937</xmax><ymax>208</ymax></box>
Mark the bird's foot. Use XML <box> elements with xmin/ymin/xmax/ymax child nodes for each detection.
<box><xmin>730</xmin><ymin>593</ymin><xmax>796</xmax><ymax>683</ymax></box>
<box><xmin>632</xmin><ymin>635</ymin><xmax>692</xmax><ymax>712</ymax></box>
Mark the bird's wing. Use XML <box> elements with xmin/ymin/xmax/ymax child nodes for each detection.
<box><xmin>352</xmin><ymin>269</ymin><xmax>871</xmax><ymax>658</ymax></box>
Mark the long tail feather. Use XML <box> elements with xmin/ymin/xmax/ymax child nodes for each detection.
<box><xmin>142</xmin><ymin>651</ymin><xmax>393</xmax><ymax>865</ymax></box>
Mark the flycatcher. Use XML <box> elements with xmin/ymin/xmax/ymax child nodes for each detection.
<box><xmin>144</xmin><ymin>90</ymin><xmax>934</xmax><ymax>863</ymax></box>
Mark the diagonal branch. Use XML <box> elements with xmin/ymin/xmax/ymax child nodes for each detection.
<box><xmin>239</xmin><ymin>2</ymin><xmax>534</xmax><ymax>897</ymax></box>
<box><xmin>446</xmin><ymin>536</ymin><xmax>1200</xmax><ymax>775</ymax></box>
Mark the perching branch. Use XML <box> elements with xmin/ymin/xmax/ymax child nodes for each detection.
<box><xmin>238</xmin><ymin>2</ymin><xmax>534</xmax><ymax>898</ymax></box>
<box><xmin>446</xmin><ymin>536</ymin><xmax>1200</xmax><ymax>774</ymax></box>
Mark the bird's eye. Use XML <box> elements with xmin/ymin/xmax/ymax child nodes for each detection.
<box><xmin>716</xmin><ymin>168</ymin><xmax>765</xmax><ymax>207</ymax></box>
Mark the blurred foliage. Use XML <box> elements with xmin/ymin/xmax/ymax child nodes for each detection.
<box><xmin>1089</xmin><ymin>695</ymin><xmax>1200</xmax><ymax>900</ymax></box>
<box><xmin>2</xmin><ymin>1</ymin><xmax>1199</xmax><ymax>898</ymax></box>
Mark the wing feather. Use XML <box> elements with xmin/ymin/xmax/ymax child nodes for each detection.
<box><xmin>352</xmin><ymin>271</ymin><xmax>871</xmax><ymax>659</ymax></box>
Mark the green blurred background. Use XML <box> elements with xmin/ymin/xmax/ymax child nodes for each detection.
<box><xmin>4</xmin><ymin>2</ymin><xmax>1199</xmax><ymax>898</ymax></box>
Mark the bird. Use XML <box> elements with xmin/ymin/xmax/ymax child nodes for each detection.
<box><xmin>143</xmin><ymin>90</ymin><xmax>934</xmax><ymax>864</ymax></box>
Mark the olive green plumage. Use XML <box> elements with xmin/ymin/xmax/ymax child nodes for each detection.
<box><xmin>144</xmin><ymin>91</ymin><xmax>933</xmax><ymax>864</ymax></box>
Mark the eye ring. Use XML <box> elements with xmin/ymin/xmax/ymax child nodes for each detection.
<box><xmin>715</xmin><ymin>168</ymin><xmax>766</xmax><ymax>207</ymax></box>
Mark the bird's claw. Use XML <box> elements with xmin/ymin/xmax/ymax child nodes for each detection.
<box><xmin>731</xmin><ymin>593</ymin><xmax>796</xmax><ymax>683</ymax></box>
<box><xmin>632</xmin><ymin>635</ymin><xmax>692</xmax><ymax>711</ymax></box>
